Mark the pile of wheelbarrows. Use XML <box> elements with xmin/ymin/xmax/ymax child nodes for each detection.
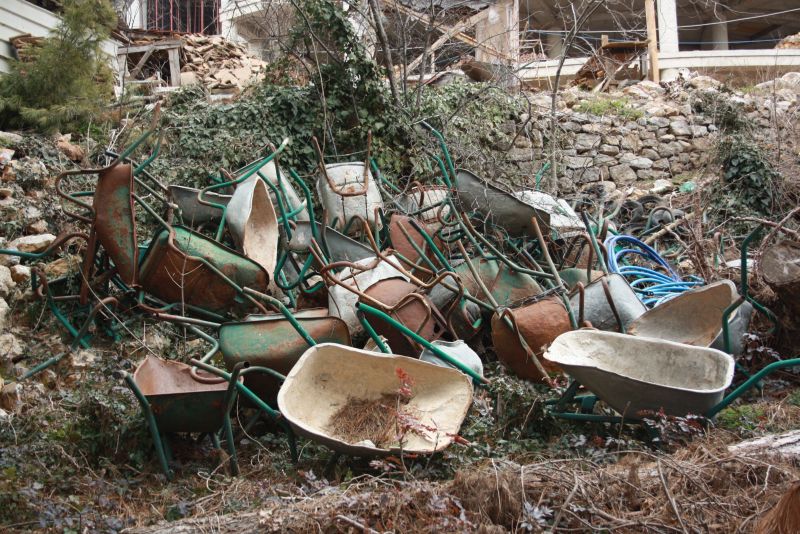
<box><xmin>2</xmin><ymin>116</ymin><xmax>796</xmax><ymax>479</ymax></box>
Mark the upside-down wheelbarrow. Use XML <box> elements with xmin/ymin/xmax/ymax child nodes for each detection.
<box><xmin>453</xmin><ymin>168</ymin><xmax>551</xmax><ymax>239</ymax></box>
<box><xmin>277</xmin><ymin>343</ymin><xmax>473</xmax><ymax>456</ymax></box>
<box><xmin>220</xmin><ymin>308</ymin><xmax>351</xmax><ymax>402</ymax></box>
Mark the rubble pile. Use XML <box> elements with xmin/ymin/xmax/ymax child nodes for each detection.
<box><xmin>777</xmin><ymin>32</ymin><xmax>800</xmax><ymax>49</ymax></box>
<box><xmin>9</xmin><ymin>34</ymin><xmax>44</xmax><ymax>63</ymax></box>
<box><xmin>179</xmin><ymin>34</ymin><xmax>267</xmax><ymax>94</ymax></box>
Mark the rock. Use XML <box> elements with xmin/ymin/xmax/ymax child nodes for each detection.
<box><xmin>687</xmin><ymin>75</ymin><xmax>721</xmax><ymax>91</ymax></box>
<box><xmin>0</xmin><ymin>298</ymin><xmax>8</xmax><ymax>330</ymax></box>
<box><xmin>599</xmin><ymin>144</ymin><xmax>620</xmax><ymax>156</ymax></box>
<box><xmin>575</xmin><ymin>133</ymin><xmax>601</xmax><ymax>152</ymax></box>
<box><xmin>641</xmin><ymin>148</ymin><xmax>660</xmax><ymax>160</ymax></box>
<box><xmin>629</xmin><ymin>157</ymin><xmax>654</xmax><ymax>170</ymax></box>
<box><xmin>619</xmin><ymin>134</ymin><xmax>641</xmax><ymax>152</ymax></box>
<box><xmin>9</xmin><ymin>233</ymin><xmax>55</xmax><ymax>253</ymax></box>
<box><xmin>69</xmin><ymin>349</ymin><xmax>97</xmax><ymax>369</ymax></box>
<box><xmin>593</xmin><ymin>154</ymin><xmax>617</xmax><ymax>166</ymax></box>
<box><xmin>647</xmin><ymin>116</ymin><xmax>671</xmax><ymax>128</ymax></box>
<box><xmin>580</xmin><ymin>123</ymin><xmax>605</xmax><ymax>134</ymax></box>
<box><xmin>603</xmin><ymin>135</ymin><xmax>621</xmax><ymax>146</ymax></box>
<box><xmin>669</xmin><ymin>120</ymin><xmax>692</xmax><ymax>136</ymax></box>
<box><xmin>0</xmin><ymin>333</ymin><xmax>23</xmax><ymax>372</ymax></box>
<box><xmin>690</xmin><ymin>125</ymin><xmax>708</xmax><ymax>137</ymax></box>
<box><xmin>652</xmin><ymin>158</ymin><xmax>671</xmax><ymax>170</ymax></box>
<box><xmin>0</xmin><ymin>265</ymin><xmax>15</xmax><ymax>299</ymax></box>
<box><xmin>609</xmin><ymin>164</ymin><xmax>637</xmax><ymax>182</ymax></box>
<box><xmin>573</xmin><ymin>167</ymin><xmax>602</xmax><ymax>183</ymax></box>
<box><xmin>44</xmin><ymin>257</ymin><xmax>77</xmax><ymax>278</ymax></box>
<box><xmin>9</xmin><ymin>264</ymin><xmax>30</xmax><ymax>284</ymax></box>
<box><xmin>564</xmin><ymin>156</ymin><xmax>592</xmax><ymax>169</ymax></box>
<box><xmin>26</xmin><ymin>220</ymin><xmax>48</xmax><ymax>234</ymax></box>
<box><xmin>56</xmin><ymin>134</ymin><xmax>85</xmax><ymax>162</ymax></box>
<box><xmin>0</xmin><ymin>382</ymin><xmax>22</xmax><ymax>412</ymax></box>
<box><xmin>650</xmin><ymin>179</ymin><xmax>674</xmax><ymax>194</ymax></box>
<box><xmin>0</xmin><ymin>131</ymin><xmax>24</xmax><ymax>146</ymax></box>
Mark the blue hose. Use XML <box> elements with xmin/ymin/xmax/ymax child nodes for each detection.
<box><xmin>605</xmin><ymin>235</ymin><xmax>703</xmax><ymax>307</ymax></box>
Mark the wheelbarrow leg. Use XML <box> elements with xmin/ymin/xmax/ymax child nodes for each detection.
<box><xmin>161</xmin><ymin>433</ymin><xmax>173</xmax><ymax>463</ymax></box>
<box><xmin>118</xmin><ymin>371</ymin><xmax>172</xmax><ymax>479</ymax></box>
<box><xmin>223</xmin><ymin>414</ymin><xmax>239</xmax><ymax>476</ymax></box>
<box><xmin>210</xmin><ymin>432</ymin><xmax>221</xmax><ymax>449</ymax></box>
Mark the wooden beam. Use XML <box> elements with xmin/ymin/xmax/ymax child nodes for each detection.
<box><xmin>117</xmin><ymin>40</ymin><xmax>182</xmax><ymax>55</ymax></box>
<box><xmin>645</xmin><ymin>0</ymin><xmax>659</xmax><ymax>82</ymax></box>
<box><xmin>127</xmin><ymin>47</ymin><xmax>155</xmax><ymax>79</ymax></box>
<box><xmin>386</xmin><ymin>1</ymin><xmax>510</xmax><ymax>61</ymax></box>
<box><xmin>406</xmin><ymin>9</ymin><xmax>490</xmax><ymax>73</ymax></box>
<box><xmin>167</xmin><ymin>48</ymin><xmax>181</xmax><ymax>87</ymax></box>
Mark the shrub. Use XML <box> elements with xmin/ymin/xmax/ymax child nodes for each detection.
<box><xmin>0</xmin><ymin>0</ymin><xmax>116</xmax><ymax>132</ymax></box>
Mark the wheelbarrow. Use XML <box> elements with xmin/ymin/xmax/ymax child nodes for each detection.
<box><xmin>544</xmin><ymin>330</ymin><xmax>735</xmax><ymax>418</ymax></box>
<box><xmin>220</xmin><ymin>309</ymin><xmax>351</xmax><ymax>402</ymax></box>
<box><xmin>313</xmin><ymin>134</ymin><xmax>383</xmax><ymax>236</ymax></box>
<box><xmin>225</xmin><ymin>173</ymin><xmax>280</xmax><ymax>282</ymax></box>
<box><xmin>627</xmin><ymin>280</ymin><xmax>739</xmax><ymax>347</ymax></box>
<box><xmin>453</xmin><ymin>168</ymin><xmax>551</xmax><ymax>239</ymax></box>
<box><xmin>117</xmin><ymin>356</ymin><xmax>245</xmax><ymax>479</ymax></box>
<box><xmin>277</xmin><ymin>343</ymin><xmax>473</xmax><ymax>456</ymax></box>
<box><xmin>169</xmin><ymin>185</ymin><xmax>230</xmax><ymax>227</ymax></box>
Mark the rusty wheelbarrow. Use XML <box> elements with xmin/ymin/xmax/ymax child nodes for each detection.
<box><xmin>277</xmin><ymin>343</ymin><xmax>473</xmax><ymax>456</ymax></box>
<box><xmin>117</xmin><ymin>356</ymin><xmax>245</xmax><ymax>479</ymax></box>
<box><xmin>220</xmin><ymin>308</ymin><xmax>351</xmax><ymax>403</ymax></box>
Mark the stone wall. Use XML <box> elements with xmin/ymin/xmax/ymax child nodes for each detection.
<box><xmin>490</xmin><ymin>73</ymin><xmax>800</xmax><ymax>192</ymax></box>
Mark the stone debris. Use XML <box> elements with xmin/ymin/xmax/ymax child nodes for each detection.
<box><xmin>179</xmin><ymin>34</ymin><xmax>267</xmax><ymax>95</ymax></box>
<box><xmin>9</xmin><ymin>233</ymin><xmax>56</xmax><ymax>253</ymax></box>
<box><xmin>56</xmin><ymin>134</ymin><xmax>86</xmax><ymax>162</ymax></box>
<box><xmin>777</xmin><ymin>32</ymin><xmax>800</xmax><ymax>49</ymax></box>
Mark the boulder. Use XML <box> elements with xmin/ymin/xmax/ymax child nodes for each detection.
<box><xmin>9</xmin><ymin>264</ymin><xmax>30</xmax><ymax>284</ymax></box>
<box><xmin>0</xmin><ymin>297</ymin><xmax>8</xmax><ymax>330</ymax></box>
<box><xmin>669</xmin><ymin>120</ymin><xmax>692</xmax><ymax>136</ymax></box>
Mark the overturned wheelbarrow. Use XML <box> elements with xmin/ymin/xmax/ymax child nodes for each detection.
<box><xmin>226</xmin><ymin>174</ymin><xmax>280</xmax><ymax>281</ymax></box>
<box><xmin>168</xmin><ymin>185</ymin><xmax>230</xmax><ymax>226</ymax></box>
<box><xmin>544</xmin><ymin>330</ymin><xmax>735</xmax><ymax>418</ymax></box>
<box><xmin>570</xmin><ymin>274</ymin><xmax>646</xmax><ymax>332</ymax></box>
<box><xmin>453</xmin><ymin>168</ymin><xmax>550</xmax><ymax>238</ymax></box>
<box><xmin>277</xmin><ymin>343</ymin><xmax>473</xmax><ymax>456</ymax></box>
<box><xmin>117</xmin><ymin>356</ymin><xmax>243</xmax><ymax>478</ymax></box>
<box><xmin>220</xmin><ymin>309</ymin><xmax>351</xmax><ymax>402</ymax></box>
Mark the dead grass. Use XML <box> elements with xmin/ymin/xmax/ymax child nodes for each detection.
<box><xmin>327</xmin><ymin>394</ymin><xmax>407</xmax><ymax>447</ymax></box>
<box><xmin>125</xmin><ymin>426</ymin><xmax>800</xmax><ymax>533</ymax></box>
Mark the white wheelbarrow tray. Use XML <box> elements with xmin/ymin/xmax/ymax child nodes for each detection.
<box><xmin>277</xmin><ymin>343</ymin><xmax>473</xmax><ymax>456</ymax></box>
<box><xmin>544</xmin><ymin>330</ymin><xmax>735</xmax><ymax>418</ymax></box>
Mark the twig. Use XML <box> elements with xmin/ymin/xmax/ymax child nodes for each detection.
<box><xmin>335</xmin><ymin>514</ymin><xmax>380</xmax><ymax>534</ymax></box>
<box><xmin>657</xmin><ymin>459</ymin><xmax>689</xmax><ymax>534</ymax></box>
<box><xmin>551</xmin><ymin>473</ymin><xmax>580</xmax><ymax>531</ymax></box>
